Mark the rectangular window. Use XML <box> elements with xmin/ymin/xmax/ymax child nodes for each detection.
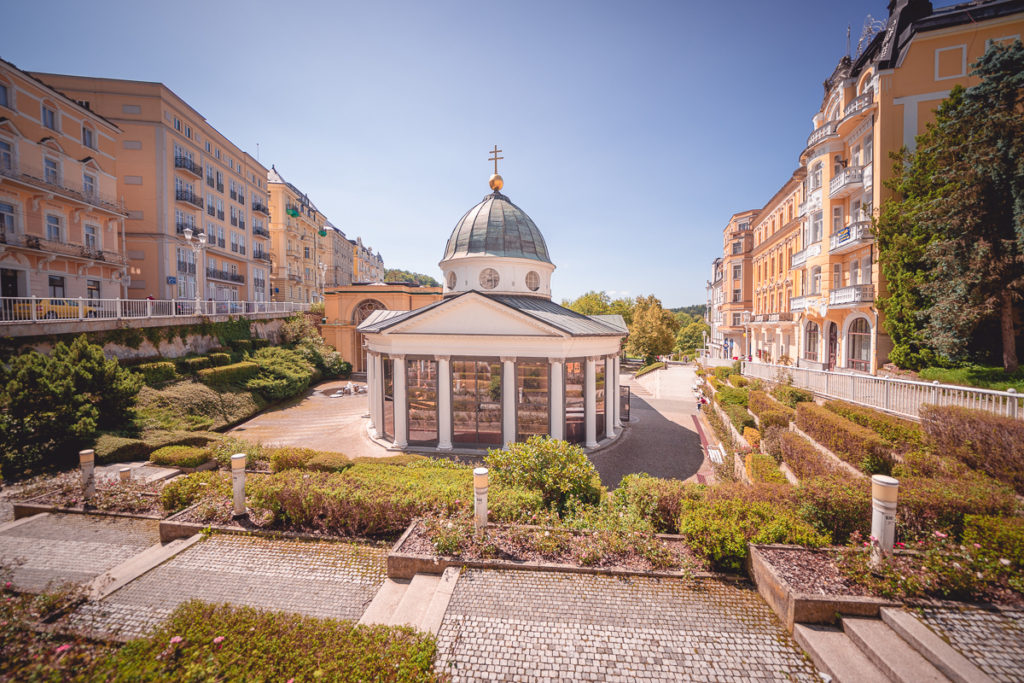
<box><xmin>732</xmin><ymin>264</ymin><xmax>741</xmax><ymax>280</ymax></box>
<box><xmin>864</xmin><ymin>134</ymin><xmax>873</xmax><ymax>163</ymax></box>
<box><xmin>48</xmin><ymin>275</ymin><xmax>65</xmax><ymax>298</ymax></box>
<box><xmin>862</xmin><ymin>254</ymin><xmax>872</xmax><ymax>284</ymax></box>
<box><xmin>42</xmin><ymin>105</ymin><xmax>57</xmax><ymax>130</ymax></box>
<box><xmin>732</xmin><ymin>313</ymin><xmax>741</xmax><ymax>326</ymax></box>
<box><xmin>833</xmin><ymin>206</ymin><xmax>843</xmax><ymax>231</ymax></box>
<box><xmin>82</xmin><ymin>126</ymin><xmax>94</xmax><ymax>149</ymax></box>
<box><xmin>731</xmin><ymin>241</ymin><xmax>742</xmax><ymax>255</ymax></box>
<box><xmin>46</xmin><ymin>215</ymin><xmax>61</xmax><ymax>241</ymax></box>
<box><xmin>83</xmin><ymin>172</ymin><xmax>96</xmax><ymax>197</ymax></box>
<box><xmin>851</xmin><ymin>260</ymin><xmax>860</xmax><ymax>286</ymax></box>
<box><xmin>84</xmin><ymin>224</ymin><xmax>98</xmax><ymax>250</ymax></box>
<box><xmin>563</xmin><ymin>359</ymin><xmax>585</xmax><ymax>445</ymax></box>
<box><xmin>0</xmin><ymin>202</ymin><xmax>14</xmax><ymax>234</ymax></box>
<box><xmin>0</xmin><ymin>84</ymin><xmax>8</xmax><ymax>108</ymax></box>
<box><xmin>174</xmin><ymin>117</ymin><xmax>181</xmax><ymax>132</ymax></box>
<box><xmin>811</xmin><ymin>212</ymin><xmax>823</xmax><ymax>243</ymax></box>
<box><xmin>0</xmin><ymin>139</ymin><xmax>11</xmax><ymax>171</ymax></box>
<box><xmin>407</xmin><ymin>359</ymin><xmax>439</xmax><ymax>445</ymax></box>
<box><xmin>852</xmin><ymin>199</ymin><xmax>862</xmax><ymax>222</ymax></box>
<box><xmin>87</xmin><ymin>279</ymin><xmax>100</xmax><ymax>300</ymax></box>
<box><xmin>44</xmin><ymin>158</ymin><xmax>59</xmax><ymax>185</ymax></box>
<box><xmin>732</xmin><ymin>288</ymin><xmax>741</xmax><ymax>302</ymax></box>
<box><xmin>833</xmin><ymin>264</ymin><xmax>841</xmax><ymax>289</ymax></box>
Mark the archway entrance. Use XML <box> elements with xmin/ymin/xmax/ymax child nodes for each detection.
<box><xmin>352</xmin><ymin>299</ymin><xmax>386</xmax><ymax>372</ymax></box>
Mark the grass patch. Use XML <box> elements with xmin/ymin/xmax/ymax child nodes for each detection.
<box><xmin>918</xmin><ymin>364</ymin><xmax>1024</xmax><ymax>392</ymax></box>
<box><xmin>634</xmin><ymin>361</ymin><xmax>665</xmax><ymax>378</ymax></box>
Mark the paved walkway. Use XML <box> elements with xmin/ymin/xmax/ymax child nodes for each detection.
<box><xmin>435</xmin><ymin>569</ymin><xmax>819</xmax><ymax>682</ymax></box>
<box><xmin>592</xmin><ymin>365</ymin><xmax>710</xmax><ymax>489</ymax></box>
<box><xmin>0</xmin><ymin>513</ymin><xmax>161</xmax><ymax>593</ymax></box>
<box><xmin>917</xmin><ymin>604</ymin><xmax>1024</xmax><ymax>683</ymax></box>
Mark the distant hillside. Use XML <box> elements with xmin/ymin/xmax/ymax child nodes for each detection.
<box><xmin>669</xmin><ymin>304</ymin><xmax>704</xmax><ymax>318</ymax></box>
<box><xmin>383</xmin><ymin>269</ymin><xmax>441</xmax><ymax>287</ymax></box>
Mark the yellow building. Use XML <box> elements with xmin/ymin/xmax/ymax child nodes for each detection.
<box><xmin>33</xmin><ymin>73</ymin><xmax>271</xmax><ymax>305</ymax></box>
<box><xmin>714</xmin><ymin>210</ymin><xmax>758</xmax><ymax>359</ymax></box>
<box><xmin>351</xmin><ymin>236</ymin><xmax>384</xmax><ymax>283</ymax></box>
<box><xmin>0</xmin><ymin>59</ymin><xmax>126</xmax><ymax>313</ymax></box>
<box><xmin>764</xmin><ymin>0</ymin><xmax>1023</xmax><ymax>374</ymax></box>
<box><xmin>749</xmin><ymin>170</ymin><xmax>805</xmax><ymax>364</ymax></box>
<box><xmin>324</xmin><ymin>222</ymin><xmax>354</xmax><ymax>289</ymax></box>
<box><xmin>267</xmin><ymin>166</ymin><xmax>333</xmax><ymax>303</ymax></box>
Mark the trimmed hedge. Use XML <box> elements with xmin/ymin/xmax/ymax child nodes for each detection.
<box><xmin>919</xmin><ymin>404</ymin><xmax>1024</xmax><ymax>494</ymax></box>
<box><xmin>134</xmin><ymin>361</ymin><xmax>176</xmax><ymax>387</ymax></box>
<box><xmin>721</xmin><ymin>402</ymin><xmax>756</xmax><ymax>433</ymax></box>
<box><xmin>149</xmin><ymin>445</ymin><xmax>212</xmax><ymax>469</ymax></box>
<box><xmin>712</xmin><ymin>366</ymin><xmax>732</xmax><ymax>381</ymax></box>
<box><xmin>207</xmin><ymin>352</ymin><xmax>232</xmax><ymax>367</ymax></box>
<box><xmin>175</xmin><ymin>356</ymin><xmax>212</xmax><ymax>374</ymax></box>
<box><xmin>746</xmin><ymin>452</ymin><xmax>787</xmax><ymax>485</ymax></box>
<box><xmin>796</xmin><ymin>402</ymin><xmax>893</xmax><ymax>475</ymax></box>
<box><xmin>743</xmin><ymin>427</ymin><xmax>761</xmax><ymax>449</ymax></box>
<box><xmin>964</xmin><ymin>515</ymin><xmax>1024</xmax><ymax>570</ymax></box>
<box><xmin>728</xmin><ymin>374</ymin><xmax>748</xmax><ymax>388</ymax></box>
<box><xmin>716</xmin><ymin>386</ymin><xmax>749</xmax><ymax>407</ymax></box>
<box><xmin>779</xmin><ymin>430</ymin><xmax>846</xmax><ymax>480</ymax></box>
<box><xmin>748</xmin><ymin>390</ymin><xmax>795</xmax><ymax>423</ymax></box>
<box><xmin>160</xmin><ymin>471</ymin><xmax>230</xmax><ymax>511</ymax></box>
<box><xmin>759</xmin><ymin>410</ymin><xmax>792</xmax><ymax>431</ymax></box>
<box><xmin>796</xmin><ymin>474</ymin><xmax>869</xmax><ymax>543</ymax></box>
<box><xmin>771</xmin><ymin>385</ymin><xmax>813</xmax><ymax>408</ymax></box>
<box><xmin>824</xmin><ymin>400</ymin><xmax>922</xmax><ymax>453</ymax></box>
<box><xmin>229</xmin><ymin>339</ymin><xmax>253</xmax><ymax>352</ymax></box>
<box><xmin>197</xmin><ymin>361</ymin><xmax>259</xmax><ymax>387</ymax></box>
<box><xmin>93</xmin><ymin>434</ymin><xmax>150</xmax><ymax>464</ymax></box>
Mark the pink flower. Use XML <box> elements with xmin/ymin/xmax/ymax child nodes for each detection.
<box><xmin>934</xmin><ymin>531</ymin><xmax>948</xmax><ymax>539</ymax></box>
<box><xmin>3</xmin><ymin>582</ymin><xmax>10</xmax><ymax>589</ymax></box>
<box><xmin>170</xmin><ymin>636</ymin><xmax>183</xmax><ymax>645</ymax></box>
<box><xmin>894</xmin><ymin>542</ymin><xmax>905</xmax><ymax>549</ymax></box>
<box><xmin>213</xmin><ymin>636</ymin><xmax>225</xmax><ymax>644</ymax></box>
<box><xmin>869</xmin><ymin>535</ymin><xmax>877</xmax><ymax>542</ymax></box>
<box><xmin>862</xmin><ymin>542</ymin><xmax>869</xmax><ymax>547</ymax></box>
<box><xmin>973</xmin><ymin>543</ymin><xmax>981</xmax><ymax>549</ymax></box>
<box><xmin>55</xmin><ymin>644</ymin><xmax>71</xmax><ymax>654</ymax></box>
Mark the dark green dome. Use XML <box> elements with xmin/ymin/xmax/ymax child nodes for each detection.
<box><xmin>442</xmin><ymin>191</ymin><xmax>551</xmax><ymax>263</ymax></box>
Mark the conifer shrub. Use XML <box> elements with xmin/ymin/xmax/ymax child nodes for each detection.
<box><xmin>823</xmin><ymin>400</ymin><xmax>922</xmax><ymax>453</ymax></box>
<box><xmin>197</xmin><ymin>362</ymin><xmax>259</xmax><ymax>387</ymax></box>
<box><xmin>134</xmin><ymin>361</ymin><xmax>177</xmax><ymax>387</ymax></box>
<box><xmin>149</xmin><ymin>445</ymin><xmax>213</xmax><ymax>469</ymax></box>
<box><xmin>796</xmin><ymin>402</ymin><xmax>893</xmax><ymax>475</ymax></box>
<box><xmin>919</xmin><ymin>404</ymin><xmax>1024</xmax><ymax>494</ymax></box>
<box><xmin>246</xmin><ymin>347</ymin><xmax>315</xmax><ymax>400</ymax></box>
<box><xmin>485</xmin><ymin>436</ymin><xmax>603</xmax><ymax>511</ymax></box>
<box><xmin>771</xmin><ymin>385</ymin><xmax>813</xmax><ymax>408</ymax></box>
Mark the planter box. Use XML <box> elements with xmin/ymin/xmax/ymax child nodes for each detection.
<box><xmin>12</xmin><ymin>494</ymin><xmax>166</xmax><ymax>521</ymax></box>
<box><xmin>747</xmin><ymin>543</ymin><xmax>896</xmax><ymax>633</ymax></box>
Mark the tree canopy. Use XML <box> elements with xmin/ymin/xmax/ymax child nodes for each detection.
<box><xmin>561</xmin><ymin>291</ymin><xmax>636</xmax><ymax>326</ymax></box>
<box><xmin>383</xmin><ymin>269</ymin><xmax>440</xmax><ymax>288</ymax></box>
<box><xmin>624</xmin><ymin>295</ymin><xmax>680</xmax><ymax>362</ymax></box>
<box><xmin>876</xmin><ymin>40</ymin><xmax>1024</xmax><ymax>372</ymax></box>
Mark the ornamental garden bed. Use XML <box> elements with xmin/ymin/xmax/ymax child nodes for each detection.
<box><xmin>12</xmin><ymin>471</ymin><xmax>170</xmax><ymax>519</ymax></box>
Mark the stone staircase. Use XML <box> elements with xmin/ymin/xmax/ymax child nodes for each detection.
<box><xmin>794</xmin><ymin>607</ymin><xmax>992</xmax><ymax>683</ymax></box>
<box><xmin>358</xmin><ymin>567</ymin><xmax>459</xmax><ymax>635</ymax></box>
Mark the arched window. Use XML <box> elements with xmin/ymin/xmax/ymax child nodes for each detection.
<box><xmin>848</xmin><ymin>318</ymin><xmax>871</xmax><ymax>371</ymax></box>
<box><xmin>352</xmin><ymin>299</ymin><xmax>386</xmax><ymax>324</ymax></box>
<box><xmin>446</xmin><ymin>271</ymin><xmax>456</xmax><ymax>289</ymax></box>
<box><xmin>805</xmin><ymin>322</ymin><xmax>820</xmax><ymax>361</ymax></box>
<box><xmin>525</xmin><ymin>271</ymin><xmax>540</xmax><ymax>291</ymax></box>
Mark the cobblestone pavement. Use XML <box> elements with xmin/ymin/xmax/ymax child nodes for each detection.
<box><xmin>0</xmin><ymin>513</ymin><xmax>160</xmax><ymax>592</ymax></box>
<box><xmin>435</xmin><ymin>570</ymin><xmax>819</xmax><ymax>682</ymax></box>
<box><xmin>69</xmin><ymin>534</ymin><xmax>387</xmax><ymax>640</ymax></box>
<box><xmin>917</xmin><ymin>604</ymin><xmax>1024</xmax><ymax>683</ymax></box>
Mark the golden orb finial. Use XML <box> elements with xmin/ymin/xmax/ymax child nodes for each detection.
<box><xmin>489</xmin><ymin>173</ymin><xmax>503</xmax><ymax>191</ymax></box>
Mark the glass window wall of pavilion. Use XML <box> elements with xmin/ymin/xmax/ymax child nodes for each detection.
<box><xmin>516</xmin><ymin>360</ymin><xmax>550</xmax><ymax>441</ymax></box>
<box><xmin>407</xmin><ymin>358</ymin><xmax>438</xmax><ymax>445</ymax></box>
<box><xmin>452</xmin><ymin>359</ymin><xmax>503</xmax><ymax>447</ymax></box>
<box><xmin>564</xmin><ymin>358</ymin><xmax>585</xmax><ymax>444</ymax></box>
<box><xmin>594</xmin><ymin>359</ymin><xmax>606</xmax><ymax>438</ymax></box>
<box><xmin>381</xmin><ymin>354</ymin><xmax>394</xmax><ymax>442</ymax></box>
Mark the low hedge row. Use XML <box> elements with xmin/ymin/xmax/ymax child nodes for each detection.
<box><xmin>712</xmin><ymin>366</ymin><xmax>732</xmax><ymax>381</ymax></box>
<box><xmin>93</xmin><ymin>430</ymin><xmax>220</xmax><ymax>464</ymax></box>
<box><xmin>824</xmin><ymin>400</ymin><xmax>922</xmax><ymax>453</ymax></box>
<box><xmin>920</xmin><ymin>404</ymin><xmax>1024</xmax><ymax>494</ymax></box>
<box><xmin>722</xmin><ymin>402</ymin><xmax>756</xmax><ymax>433</ymax></box>
<box><xmin>771</xmin><ymin>385</ymin><xmax>813</xmax><ymax>408</ymax></box>
<box><xmin>207</xmin><ymin>352</ymin><xmax>232</xmax><ymax>367</ymax></box>
<box><xmin>778</xmin><ymin>430</ymin><xmax>846</xmax><ymax>480</ymax></box>
<box><xmin>964</xmin><ymin>515</ymin><xmax>1024</xmax><ymax>570</ymax></box>
<box><xmin>175</xmin><ymin>356</ymin><xmax>212</xmax><ymax>374</ymax></box>
<box><xmin>748</xmin><ymin>390</ymin><xmax>795</xmax><ymax>423</ymax></box>
<box><xmin>197</xmin><ymin>361</ymin><xmax>260</xmax><ymax>387</ymax></box>
<box><xmin>728</xmin><ymin>374</ymin><xmax>748</xmax><ymax>388</ymax></box>
<box><xmin>746</xmin><ymin>452</ymin><xmax>787</xmax><ymax>485</ymax></box>
<box><xmin>149</xmin><ymin>445</ymin><xmax>212</xmax><ymax>469</ymax></box>
<box><xmin>134</xmin><ymin>361</ymin><xmax>176</xmax><ymax>387</ymax></box>
<box><xmin>612</xmin><ymin>474</ymin><xmax>700</xmax><ymax>533</ymax></box>
<box><xmin>795</xmin><ymin>402</ymin><xmax>893</xmax><ymax>475</ymax></box>
<box><xmin>634</xmin><ymin>361</ymin><xmax>665</xmax><ymax>378</ymax></box>
<box><xmin>716</xmin><ymin>386</ymin><xmax>749</xmax><ymax>407</ymax></box>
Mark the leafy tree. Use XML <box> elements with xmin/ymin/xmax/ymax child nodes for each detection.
<box><xmin>876</xmin><ymin>40</ymin><xmax>1024</xmax><ymax>371</ymax></box>
<box><xmin>674</xmin><ymin>311</ymin><xmax>693</xmax><ymax>327</ymax></box>
<box><xmin>383</xmin><ymin>268</ymin><xmax>440</xmax><ymax>287</ymax></box>
<box><xmin>669</xmin><ymin>304</ymin><xmax>705</xmax><ymax>318</ymax></box>
<box><xmin>676</xmin><ymin>319</ymin><xmax>710</xmax><ymax>356</ymax></box>
<box><xmin>563</xmin><ymin>290</ymin><xmax>635</xmax><ymax>325</ymax></box>
<box><xmin>625</xmin><ymin>295</ymin><xmax>680</xmax><ymax>363</ymax></box>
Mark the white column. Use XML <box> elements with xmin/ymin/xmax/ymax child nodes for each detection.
<box><xmin>392</xmin><ymin>355</ymin><xmax>408</xmax><ymax>448</ymax></box>
<box><xmin>585</xmin><ymin>356</ymin><xmax>598</xmax><ymax>449</ymax></box>
<box><xmin>501</xmin><ymin>356</ymin><xmax>516</xmax><ymax>447</ymax></box>
<box><xmin>605</xmin><ymin>356</ymin><xmax>615</xmax><ymax>440</ymax></box>
<box><xmin>437</xmin><ymin>355</ymin><xmax>452</xmax><ymax>450</ymax></box>
<box><xmin>613</xmin><ymin>355</ymin><xmax>622</xmax><ymax>428</ymax></box>
<box><xmin>549</xmin><ymin>358</ymin><xmax>564</xmax><ymax>440</ymax></box>
<box><xmin>367</xmin><ymin>352</ymin><xmax>380</xmax><ymax>439</ymax></box>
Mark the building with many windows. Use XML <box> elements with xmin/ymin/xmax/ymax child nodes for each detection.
<box><xmin>34</xmin><ymin>73</ymin><xmax>271</xmax><ymax>304</ymax></box>
<box><xmin>0</xmin><ymin>59</ymin><xmax>127</xmax><ymax>313</ymax></box>
<box><xmin>352</xmin><ymin>236</ymin><xmax>384</xmax><ymax>283</ymax></box>
<box><xmin>324</xmin><ymin>222</ymin><xmax>354</xmax><ymax>289</ymax></box>
<box><xmin>267</xmin><ymin>166</ymin><xmax>333</xmax><ymax>303</ymax></box>
<box><xmin>716</xmin><ymin>210</ymin><xmax>758</xmax><ymax>359</ymax></box>
<box><xmin>704</xmin><ymin>257</ymin><xmax>725</xmax><ymax>358</ymax></box>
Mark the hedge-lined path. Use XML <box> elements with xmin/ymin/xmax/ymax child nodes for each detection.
<box><xmin>68</xmin><ymin>534</ymin><xmax>388</xmax><ymax>641</ymax></box>
<box><xmin>0</xmin><ymin>513</ymin><xmax>161</xmax><ymax>593</ymax></box>
<box><xmin>591</xmin><ymin>365</ymin><xmax>709</xmax><ymax>489</ymax></box>
<box><xmin>435</xmin><ymin>569</ymin><xmax>819</xmax><ymax>682</ymax></box>
<box><xmin>916</xmin><ymin>604</ymin><xmax>1024</xmax><ymax>683</ymax></box>
<box><xmin>228</xmin><ymin>378</ymin><xmax>386</xmax><ymax>458</ymax></box>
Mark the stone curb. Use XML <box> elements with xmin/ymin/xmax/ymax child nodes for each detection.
<box><xmin>87</xmin><ymin>534</ymin><xmax>203</xmax><ymax>600</ymax></box>
<box><xmin>0</xmin><ymin>511</ymin><xmax>50</xmax><ymax>533</ymax></box>
<box><xmin>746</xmin><ymin>543</ymin><xmax>898</xmax><ymax>634</ymax></box>
<box><xmin>12</xmin><ymin>497</ymin><xmax>168</xmax><ymax>521</ymax></box>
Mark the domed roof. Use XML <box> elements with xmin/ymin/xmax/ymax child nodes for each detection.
<box><xmin>442</xmin><ymin>190</ymin><xmax>551</xmax><ymax>264</ymax></box>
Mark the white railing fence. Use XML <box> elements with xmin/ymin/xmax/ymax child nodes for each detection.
<box><xmin>742</xmin><ymin>361</ymin><xmax>1021</xmax><ymax>421</ymax></box>
<box><xmin>0</xmin><ymin>296</ymin><xmax>310</xmax><ymax>324</ymax></box>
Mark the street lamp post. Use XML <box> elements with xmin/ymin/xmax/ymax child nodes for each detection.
<box><xmin>183</xmin><ymin>228</ymin><xmax>207</xmax><ymax>315</ymax></box>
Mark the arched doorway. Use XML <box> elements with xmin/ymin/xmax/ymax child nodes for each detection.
<box><xmin>827</xmin><ymin>322</ymin><xmax>839</xmax><ymax>371</ymax></box>
<box><xmin>353</xmin><ymin>299</ymin><xmax>386</xmax><ymax>372</ymax></box>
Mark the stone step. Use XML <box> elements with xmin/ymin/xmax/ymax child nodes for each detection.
<box><xmin>794</xmin><ymin>623</ymin><xmax>890</xmax><ymax>683</ymax></box>
<box><xmin>880</xmin><ymin>608</ymin><xmax>993</xmax><ymax>683</ymax></box>
<box><xmin>418</xmin><ymin>567</ymin><xmax>460</xmax><ymax>635</ymax></box>
<box><xmin>388</xmin><ymin>573</ymin><xmax>441</xmax><ymax>628</ymax></box>
<box><xmin>843</xmin><ymin>617</ymin><xmax>947</xmax><ymax>683</ymax></box>
<box><xmin>358</xmin><ymin>577</ymin><xmax>410</xmax><ymax>626</ymax></box>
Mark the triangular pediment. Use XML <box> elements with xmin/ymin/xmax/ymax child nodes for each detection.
<box><xmin>39</xmin><ymin>136</ymin><xmax>65</xmax><ymax>153</ymax></box>
<box><xmin>0</xmin><ymin>118</ymin><xmax>23</xmax><ymax>138</ymax></box>
<box><xmin>382</xmin><ymin>292</ymin><xmax>565</xmax><ymax>337</ymax></box>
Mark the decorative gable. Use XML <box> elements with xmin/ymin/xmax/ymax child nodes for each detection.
<box><xmin>383</xmin><ymin>292</ymin><xmax>564</xmax><ymax>337</ymax></box>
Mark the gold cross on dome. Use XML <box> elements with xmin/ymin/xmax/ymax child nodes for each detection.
<box><xmin>488</xmin><ymin>145</ymin><xmax>503</xmax><ymax>174</ymax></box>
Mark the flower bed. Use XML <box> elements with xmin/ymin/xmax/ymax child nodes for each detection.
<box><xmin>14</xmin><ymin>471</ymin><xmax>167</xmax><ymax>517</ymax></box>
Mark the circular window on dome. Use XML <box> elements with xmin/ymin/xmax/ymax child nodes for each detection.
<box><xmin>446</xmin><ymin>271</ymin><xmax>457</xmax><ymax>289</ymax></box>
<box><xmin>479</xmin><ymin>268</ymin><xmax>500</xmax><ymax>290</ymax></box>
<box><xmin>525</xmin><ymin>271</ymin><xmax>540</xmax><ymax>291</ymax></box>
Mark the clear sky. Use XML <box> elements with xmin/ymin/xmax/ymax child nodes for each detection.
<box><xmin>5</xmin><ymin>0</ymin><xmax>915</xmax><ymax>307</ymax></box>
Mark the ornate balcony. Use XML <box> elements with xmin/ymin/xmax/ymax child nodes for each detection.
<box><xmin>829</xmin><ymin>166</ymin><xmax>863</xmax><ymax>198</ymax></box>
<box><xmin>768</xmin><ymin>312</ymin><xmax>794</xmax><ymax>323</ymax></box>
<box><xmin>844</xmin><ymin>90</ymin><xmax>874</xmax><ymax>118</ymax></box>
<box><xmin>0</xmin><ymin>231</ymin><xmax>126</xmax><ymax>265</ymax></box>
<box><xmin>790</xmin><ymin>296</ymin><xmax>811</xmax><ymax>312</ymax></box>
<box><xmin>254</xmin><ymin>252</ymin><xmax>271</xmax><ymax>263</ymax></box>
<box><xmin>174</xmin><ymin>156</ymin><xmax>202</xmax><ymax>178</ymax></box>
<box><xmin>806</xmin><ymin>121</ymin><xmax>837</xmax><ymax>148</ymax></box>
<box><xmin>0</xmin><ymin>160</ymin><xmax>123</xmax><ymax>214</ymax></box>
<box><xmin>829</xmin><ymin>284</ymin><xmax>874</xmax><ymax>307</ymax></box>
<box><xmin>253</xmin><ymin>225</ymin><xmax>270</xmax><ymax>238</ymax></box>
<box><xmin>791</xmin><ymin>243</ymin><xmax>821</xmax><ymax>268</ymax></box>
<box><xmin>830</xmin><ymin>221</ymin><xmax>873</xmax><ymax>253</ymax></box>
<box><xmin>207</xmin><ymin>268</ymin><xmax>245</xmax><ymax>284</ymax></box>
<box><xmin>252</xmin><ymin>200</ymin><xmax>269</xmax><ymax>216</ymax></box>
<box><xmin>175</xmin><ymin>188</ymin><xmax>204</xmax><ymax>209</ymax></box>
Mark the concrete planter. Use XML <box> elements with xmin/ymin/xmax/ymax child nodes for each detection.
<box><xmin>747</xmin><ymin>543</ymin><xmax>896</xmax><ymax>633</ymax></box>
<box><xmin>12</xmin><ymin>494</ymin><xmax>166</xmax><ymax>521</ymax></box>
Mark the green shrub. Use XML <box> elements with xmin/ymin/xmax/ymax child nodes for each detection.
<box><xmin>613</xmin><ymin>474</ymin><xmax>702</xmax><ymax>533</ymax></box>
<box><xmin>716</xmin><ymin>386</ymin><xmax>749</xmax><ymax>407</ymax></box>
<box><xmin>779</xmin><ymin>431</ymin><xmax>845</xmax><ymax>480</ymax></box>
<box><xmin>771</xmin><ymin>385</ymin><xmax>813</xmax><ymax>408</ymax></box>
<box><xmin>634</xmin><ymin>361</ymin><xmax>665</xmax><ymax>378</ymax></box>
<box><xmin>160</xmin><ymin>471</ymin><xmax>230</xmax><ymax>512</ymax></box>
<box><xmin>136</xmin><ymin>381</ymin><xmax>264</xmax><ymax>432</ymax></box>
<box><xmin>743</xmin><ymin>427</ymin><xmax>761</xmax><ymax>450</ymax></box>
<box><xmin>485</xmin><ymin>436</ymin><xmax>603</xmax><ymax>511</ymax></box>
<box><xmin>712</xmin><ymin>366</ymin><xmax>732</xmax><ymax>381</ymax></box>
<box><xmin>824</xmin><ymin>400</ymin><xmax>922</xmax><ymax>453</ymax></box>
<box><xmin>349</xmin><ymin>454</ymin><xmax>428</xmax><ymax>466</ymax></box>
<box><xmin>142</xmin><ymin>430</ymin><xmax>219</xmax><ymax>451</ymax></box>
<box><xmin>229</xmin><ymin>339</ymin><xmax>253</xmax><ymax>353</ymax></box>
<box><xmin>149</xmin><ymin>445</ymin><xmax>212</xmax><ymax>469</ymax></box>
<box><xmin>174</xmin><ymin>356</ymin><xmax>212</xmax><ymax>374</ymax></box>
<box><xmin>748</xmin><ymin>390</ymin><xmax>796</xmax><ymax>423</ymax></box>
<box><xmin>99</xmin><ymin>601</ymin><xmax>439</xmax><ymax>682</ymax></box>
<box><xmin>796</xmin><ymin>402</ymin><xmax>893</xmax><ymax>475</ymax></box>
<box><xmin>759</xmin><ymin>410</ymin><xmax>792</xmax><ymax>431</ymax></box>
<box><xmin>93</xmin><ymin>434</ymin><xmax>150</xmax><ymax>464</ymax></box>
<box><xmin>747</xmin><ymin>452</ymin><xmax>787</xmax><ymax>484</ymax></box>
<box><xmin>678</xmin><ymin>498</ymin><xmax>829</xmax><ymax>571</ymax></box>
<box><xmin>246</xmin><ymin>347</ymin><xmax>315</xmax><ymax>400</ymax></box>
<box><xmin>760</xmin><ymin>426</ymin><xmax>785</xmax><ymax>460</ymax></box>
<box><xmin>964</xmin><ymin>515</ymin><xmax>1024</xmax><ymax>570</ymax></box>
<box><xmin>207</xmin><ymin>352</ymin><xmax>232</xmax><ymax>367</ymax></box>
<box><xmin>728</xmin><ymin>374</ymin><xmax>748</xmax><ymax>388</ymax></box>
<box><xmin>251</xmin><ymin>337</ymin><xmax>269</xmax><ymax>349</ymax></box>
<box><xmin>305</xmin><ymin>451</ymin><xmax>352</xmax><ymax>472</ymax></box>
<box><xmin>197</xmin><ymin>361</ymin><xmax>259</xmax><ymax>387</ymax></box>
<box><xmin>919</xmin><ymin>404</ymin><xmax>1024</xmax><ymax>494</ymax></box>
<box><xmin>722</xmin><ymin>403</ymin><xmax>756</xmax><ymax>432</ymax></box>
<box><xmin>269</xmin><ymin>446</ymin><xmax>326</xmax><ymax>472</ymax></box>
<box><xmin>134</xmin><ymin>361</ymin><xmax>177</xmax><ymax>387</ymax></box>
<box><xmin>207</xmin><ymin>436</ymin><xmax>271</xmax><ymax>469</ymax></box>
<box><xmin>796</xmin><ymin>474</ymin><xmax>870</xmax><ymax>543</ymax></box>
<box><xmin>296</xmin><ymin>340</ymin><xmax>351</xmax><ymax>379</ymax></box>
<box><xmin>899</xmin><ymin>475</ymin><xmax>1017</xmax><ymax>541</ymax></box>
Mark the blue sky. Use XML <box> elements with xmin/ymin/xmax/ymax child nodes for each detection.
<box><xmin>6</xmin><ymin>0</ymin><xmax>912</xmax><ymax>307</ymax></box>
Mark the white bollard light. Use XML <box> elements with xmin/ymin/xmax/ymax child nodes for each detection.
<box><xmin>231</xmin><ymin>453</ymin><xmax>247</xmax><ymax>517</ymax></box>
<box><xmin>79</xmin><ymin>449</ymin><xmax>95</xmax><ymax>503</ymax></box>
<box><xmin>870</xmin><ymin>474</ymin><xmax>899</xmax><ymax>567</ymax></box>
<box><xmin>473</xmin><ymin>467</ymin><xmax>489</xmax><ymax>534</ymax></box>
<box><xmin>119</xmin><ymin>467</ymin><xmax>131</xmax><ymax>484</ymax></box>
